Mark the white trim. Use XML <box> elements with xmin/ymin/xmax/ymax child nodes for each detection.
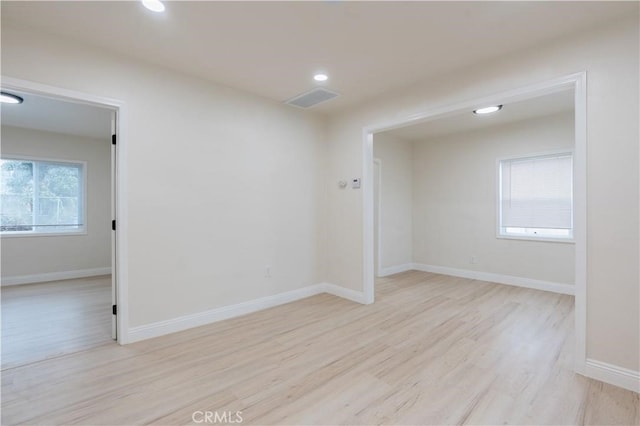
<box><xmin>362</xmin><ymin>72</ymin><xmax>587</xmax><ymax>375</ymax></box>
<box><xmin>322</xmin><ymin>282</ymin><xmax>368</xmax><ymax>304</ymax></box>
<box><xmin>585</xmin><ymin>359</ymin><xmax>640</xmax><ymax>393</ymax></box>
<box><xmin>573</xmin><ymin>73</ymin><xmax>588</xmax><ymax>374</ymax></box>
<box><xmin>495</xmin><ymin>234</ymin><xmax>575</xmax><ymax>244</ymax></box>
<box><xmin>362</xmin><ymin>130</ymin><xmax>375</xmax><ymax>304</ymax></box>
<box><xmin>378</xmin><ymin>263</ymin><xmax>413</xmax><ymax>277</ymax></box>
<box><xmin>373</xmin><ymin>158</ymin><xmax>383</xmax><ymax>277</ymax></box>
<box><xmin>128</xmin><ymin>285</ymin><xmax>327</xmax><ymax>342</ymax></box>
<box><xmin>128</xmin><ymin>284</ymin><xmax>325</xmax><ymax>343</ymax></box>
<box><xmin>0</xmin><ymin>230</ymin><xmax>88</xmax><ymax>238</ymax></box>
<box><xmin>412</xmin><ymin>263</ymin><xmax>574</xmax><ymax>295</ymax></box>
<box><xmin>1</xmin><ymin>76</ymin><xmax>130</xmax><ymax>344</ymax></box>
<box><xmin>1</xmin><ymin>267</ymin><xmax>112</xmax><ymax>286</ymax></box>
<box><xmin>127</xmin><ymin>283</ymin><xmax>367</xmax><ymax>343</ymax></box>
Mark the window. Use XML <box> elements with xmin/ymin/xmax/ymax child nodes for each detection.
<box><xmin>1</xmin><ymin>158</ymin><xmax>85</xmax><ymax>235</ymax></box>
<box><xmin>498</xmin><ymin>152</ymin><xmax>573</xmax><ymax>241</ymax></box>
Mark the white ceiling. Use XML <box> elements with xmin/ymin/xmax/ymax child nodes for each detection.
<box><xmin>383</xmin><ymin>89</ymin><xmax>575</xmax><ymax>142</ymax></box>
<box><xmin>1</xmin><ymin>91</ymin><xmax>113</xmax><ymax>140</ymax></box>
<box><xmin>1</xmin><ymin>1</ymin><xmax>635</xmax><ymax>114</ymax></box>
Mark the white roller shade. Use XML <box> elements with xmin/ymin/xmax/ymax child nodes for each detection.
<box><xmin>500</xmin><ymin>153</ymin><xmax>572</xmax><ymax>230</ymax></box>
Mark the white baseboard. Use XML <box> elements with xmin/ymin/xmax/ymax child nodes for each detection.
<box><xmin>585</xmin><ymin>359</ymin><xmax>640</xmax><ymax>393</ymax></box>
<box><xmin>1</xmin><ymin>267</ymin><xmax>112</xmax><ymax>286</ymax></box>
<box><xmin>322</xmin><ymin>283</ymin><xmax>368</xmax><ymax>304</ymax></box>
<box><xmin>411</xmin><ymin>263</ymin><xmax>574</xmax><ymax>295</ymax></box>
<box><xmin>127</xmin><ymin>284</ymin><xmax>323</xmax><ymax>343</ymax></box>
<box><xmin>128</xmin><ymin>283</ymin><xmax>368</xmax><ymax>343</ymax></box>
<box><xmin>377</xmin><ymin>263</ymin><xmax>413</xmax><ymax>277</ymax></box>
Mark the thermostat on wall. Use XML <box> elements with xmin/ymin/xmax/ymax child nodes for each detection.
<box><xmin>352</xmin><ymin>178</ymin><xmax>361</xmax><ymax>189</ymax></box>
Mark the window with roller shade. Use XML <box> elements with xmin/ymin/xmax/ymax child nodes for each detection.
<box><xmin>498</xmin><ymin>152</ymin><xmax>573</xmax><ymax>240</ymax></box>
<box><xmin>1</xmin><ymin>158</ymin><xmax>85</xmax><ymax>235</ymax></box>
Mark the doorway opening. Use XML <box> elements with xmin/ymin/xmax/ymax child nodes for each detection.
<box><xmin>362</xmin><ymin>73</ymin><xmax>587</xmax><ymax>374</ymax></box>
<box><xmin>0</xmin><ymin>78</ymin><xmax>128</xmax><ymax>368</ymax></box>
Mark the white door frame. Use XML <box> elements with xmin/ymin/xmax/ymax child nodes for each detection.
<box><xmin>361</xmin><ymin>72</ymin><xmax>587</xmax><ymax>374</ymax></box>
<box><xmin>373</xmin><ymin>158</ymin><xmax>382</xmax><ymax>277</ymax></box>
<box><xmin>1</xmin><ymin>76</ymin><xmax>131</xmax><ymax>344</ymax></box>
<box><xmin>110</xmin><ymin>112</ymin><xmax>118</xmax><ymax>340</ymax></box>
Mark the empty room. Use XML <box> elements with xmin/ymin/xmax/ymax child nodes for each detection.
<box><xmin>1</xmin><ymin>1</ymin><xmax>638</xmax><ymax>425</ymax></box>
<box><xmin>1</xmin><ymin>93</ymin><xmax>115</xmax><ymax>368</ymax></box>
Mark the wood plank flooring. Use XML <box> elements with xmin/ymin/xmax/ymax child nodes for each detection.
<box><xmin>2</xmin><ymin>271</ymin><xmax>638</xmax><ymax>425</ymax></box>
<box><xmin>1</xmin><ymin>275</ymin><xmax>112</xmax><ymax>369</ymax></box>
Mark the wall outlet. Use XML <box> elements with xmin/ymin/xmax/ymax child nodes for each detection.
<box><xmin>265</xmin><ymin>266</ymin><xmax>271</xmax><ymax>278</ymax></box>
<box><xmin>470</xmin><ymin>256</ymin><xmax>478</xmax><ymax>264</ymax></box>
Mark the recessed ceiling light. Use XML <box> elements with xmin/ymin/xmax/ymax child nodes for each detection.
<box><xmin>313</xmin><ymin>73</ymin><xmax>329</xmax><ymax>82</ymax></box>
<box><xmin>142</xmin><ymin>0</ymin><xmax>165</xmax><ymax>13</ymax></box>
<box><xmin>0</xmin><ymin>92</ymin><xmax>24</xmax><ymax>104</ymax></box>
<box><xmin>473</xmin><ymin>105</ymin><xmax>503</xmax><ymax>115</ymax></box>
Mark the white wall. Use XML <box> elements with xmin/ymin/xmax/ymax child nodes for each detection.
<box><xmin>372</xmin><ymin>133</ymin><xmax>413</xmax><ymax>273</ymax></box>
<box><xmin>325</xmin><ymin>17</ymin><xmax>639</xmax><ymax>372</ymax></box>
<box><xmin>1</xmin><ymin>126</ymin><xmax>111</xmax><ymax>281</ymax></box>
<box><xmin>412</xmin><ymin>112</ymin><xmax>574</xmax><ymax>285</ymax></box>
<box><xmin>0</xmin><ymin>24</ymin><xmax>327</xmax><ymax>329</ymax></box>
<box><xmin>2</xmin><ymin>8</ymin><xmax>638</xmax><ymax>381</ymax></box>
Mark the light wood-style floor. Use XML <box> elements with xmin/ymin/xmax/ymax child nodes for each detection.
<box><xmin>2</xmin><ymin>271</ymin><xmax>638</xmax><ymax>425</ymax></box>
<box><xmin>1</xmin><ymin>275</ymin><xmax>112</xmax><ymax>369</ymax></box>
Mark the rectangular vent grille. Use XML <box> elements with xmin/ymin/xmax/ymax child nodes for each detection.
<box><xmin>285</xmin><ymin>88</ymin><xmax>340</xmax><ymax>109</ymax></box>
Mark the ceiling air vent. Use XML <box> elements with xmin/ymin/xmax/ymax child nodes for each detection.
<box><xmin>285</xmin><ymin>88</ymin><xmax>340</xmax><ymax>109</ymax></box>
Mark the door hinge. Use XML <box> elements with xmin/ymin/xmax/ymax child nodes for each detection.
<box><xmin>112</xmin><ymin>134</ymin><xmax>116</xmax><ymax>145</ymax></box>
<box><xmin>112</xmin><ymin>220</ymin><xmax>116</xmax><ymax>231</ymax></box>
<box><xmin>112</xmin><ymin>305</ymin><xmax>117</xmax><ymax>315</ymax></box>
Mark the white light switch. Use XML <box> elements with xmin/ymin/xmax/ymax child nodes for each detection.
<box><xmin>352</xmin><ymin>178</ymin><xmax>361</xmax><ymax>189</ymax></box>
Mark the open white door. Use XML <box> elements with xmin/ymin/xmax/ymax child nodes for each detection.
<box><xmin>110</xmin><ymin>111</ymin><xmax>117</xmax><ymax>340</ymax></box>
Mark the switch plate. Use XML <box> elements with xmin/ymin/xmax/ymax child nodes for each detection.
<box><xmin>352</xmin><ymin>178</ymin><xmax>361</xmax><ymax>189</ymax></box>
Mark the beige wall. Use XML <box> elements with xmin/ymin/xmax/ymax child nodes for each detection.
<box><xmin>373</xmin><ymin>133</ymin><xmax>413</xmax><ymax>272</ymax></box>
<box><xmin>1</xmin><ymin>126</ymin><xmax>111</xmax><ymax>279</ymax></box>
<box><xmin>412</xmin><ymin>112</ymin><xmax>575</xmax><ymax>284</ymax></box>
<box><xmin>325</xmin><ymin>17</ymin><xmax>639</xmax><ymax>371</ymax></box>
<box><xmin>1</xmin><ymin>24</ymin><xmax>327</xmax><ymax>328</ymax></box>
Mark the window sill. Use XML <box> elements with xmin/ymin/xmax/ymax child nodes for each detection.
<box><xmin>1</xmin><ymin>230</ymin><xmax>87</xmax><ymax>238</ymax></box>
<box><xmin>496</xmin><ymin>234</ymin><xmax>575</xmax><ymax>244</ymax></box>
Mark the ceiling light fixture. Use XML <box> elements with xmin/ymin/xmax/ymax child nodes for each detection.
<box><xmin>473</xmin><ymin>105</ymin><xmax>503</xmax><ymax>115</ymax></box>
<box><xmin>313</xmin><ymin>73</ymin><xmax>329</xmax><ymax>82</ymax></box>
<box><xmin>0</xmin><ymin>92</ymin><xmax>24</xmax><ymax>104</ymax></box>
<box><xmin>142</xmin><ymin>0</ymin><xmax>165</xmax><ymax>13</ymax></box>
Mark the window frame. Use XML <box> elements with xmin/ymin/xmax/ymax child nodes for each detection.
<box><xmin>496</xmin><ymin>150</ymin><xmax>575</xmax><ymax>244</ymax></box>
<box><xmin>1</xmin><ymin>155</ymin><xmax>87</xmax><ymax>238</ymax></box>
